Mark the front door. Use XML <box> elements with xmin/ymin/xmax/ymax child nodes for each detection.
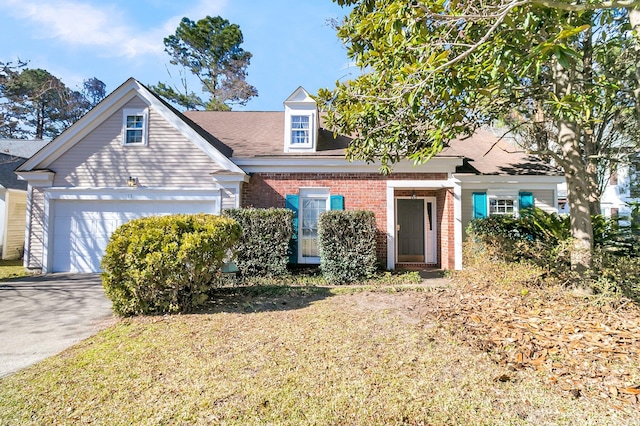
<box><xmin>397</xmin><ymin>199</ymin><xmax>425</xmax><ymax>262</ymax></box>
<box><xmin>396</xmin><ymin>197</ymin><xmax>438</xmax><ymax>264</ymax></box>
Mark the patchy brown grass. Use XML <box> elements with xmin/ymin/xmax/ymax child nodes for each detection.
<box><xmin>0</xmin><ymin>280</ymin><xmax>637</xmax><ymax>425</ymax></box>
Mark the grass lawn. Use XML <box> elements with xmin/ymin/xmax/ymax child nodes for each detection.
<box><xmin>0</xmin><ymin>280</ymin><xmax>637</xmax><ymax>425</ymax></box>
<box><xmin>0</xmin><ymin>259</ymin><xmax>30</xmax><ymax>281</ymax></box>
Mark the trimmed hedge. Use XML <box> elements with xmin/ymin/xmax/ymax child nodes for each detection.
<box><xmin>223</xmin><ymin>208</ymin><xmax>294</xmax><ymax>277</ymax></box>
<box><xmin>101</xmin><ymin>214</ymin><xmax>241</xmax><ymax>316</ymax></box>
<box><xmin>318</xmin><ymin>210</ymin><xmax>377</xmax><ymax>285</ymax></box>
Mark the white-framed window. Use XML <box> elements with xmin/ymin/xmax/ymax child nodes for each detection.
<box><xmin>488</xmin><ymin>191</ymin><xmax>518</xmax><ymax>216</ymax></box>
<box><xmin>291</xmin><ymin>115</ymin><xmax>310</xmax><ymax>145</ymax></box>
<box><xmin>299</xmin><ymin>188</ymin><xmax>330</xmax><ymax>264</ymax></box>
<box><xmin>490</xmin><ymin>198</ymin><xmax>515</xmax><ymax>215</ymax></box>
<box><xmin>122</xmin><ymin>108</ymin><xmax>148</xmax><ymax>146</ymax></box>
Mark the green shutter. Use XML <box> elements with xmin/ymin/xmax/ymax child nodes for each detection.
<box><xmin>472</xmin><ymin>192</ymin><xmax>487</xmax><ymax>218</ymax></box>
<box><xmin>519</xmin><ymin>192</ymin><xmax>534</xmax><ymax>213</ymax></box>
<box><xmin>285</xmin><ymin>194</ymin><xmax>299</xmax><ymax>264</ymax></box>
<box><xmin>330</xmin><ymin>195</ymin><xmax>344</xmax><ymax>210</ymax></box>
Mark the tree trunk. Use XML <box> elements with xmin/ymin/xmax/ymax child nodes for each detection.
<box><xmin>629</xmin><ymin>8</ymin><xmax>640</xmax><ymax>120</ymax></box>
<box><xmin>554</xmin><ymin>59</ymin><xmax>594</xmax><ymax>273</ymax></box>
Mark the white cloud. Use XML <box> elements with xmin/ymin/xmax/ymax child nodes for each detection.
<box><xmin>1</xmin><ymin>0</ymin><xmax>227</xmax><ymax>58</ymax></box>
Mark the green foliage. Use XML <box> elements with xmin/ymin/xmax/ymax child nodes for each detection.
<box><xmin>101</xmin><ymin>214</ymin><xmax>241</xmax><ymax>316</ymax></box>
<box><xmin>468</xmin><ymin>209</ymin><xmax>640</xmax><ymax>296</ymax></box>
<box><xmin>152</xmin><ymin>15</ymin><xmax>258</xmax><ymax>110</ymax></box>
<box><xmin>223</xmin><ymin>208</ymin><xmax>294</xmax><ymax>278</ymax></box>
<box><xmin>318</xmin><ymin>210</ymin><xmax>377</xmax><ymax>285</ymax></box>
<box><xmin>0</xmin><ymin>62</ymin><xmax>105</xmax><ymax>139</ymax></box>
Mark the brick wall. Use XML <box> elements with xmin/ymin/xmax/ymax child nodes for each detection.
<box><xmin>242</xmin><ymin>172</ymin><xmax>451</xmax><ymax>268</ymax></box>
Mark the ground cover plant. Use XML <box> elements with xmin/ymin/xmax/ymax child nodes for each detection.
<box><xmin>1</xmin><ymin>273</ymin><xmax>638</xmax><ymax>424</ymax></box>
<box><xmin>0</xmin><ymin>259</ymin><xmax>30</xmax><ymax>281</ymax></box>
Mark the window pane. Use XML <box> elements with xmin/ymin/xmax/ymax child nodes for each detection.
<box><xmin>126</xmin><ymin>129</ymin><xmax>143</xmax><ymax>144</ymax></box>
<box><xmin>292</xmin><ymin>130</ymin><xmax>309</xmax><ymax>144</ymax></box>
<box><xmin>301</xmin><ymin>198</ymin><xmax>326</xmax><ymax>257</ymax></box>
<box><xmin>291</xmin><ymin>116</ymin><xmax>309</xmax><ymax>129</ymax></box>
<box><xmin>126</xmin><ymin>115</ymin><xmax>143</xmax><ymax>128</ymax></box>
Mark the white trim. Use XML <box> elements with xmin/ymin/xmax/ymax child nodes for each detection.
<box><xmin>122</xmin><ymin>108</ymin><xmax>149</xmax><ymax>146</ymax></box>
<box><xmin>453</xmin><ymin>179</ymin><xmax>462</xmax><ymax>270</ymax></box>
<box><xmin>23</xmin><ymin>184</ymin><xmax>33</xmax><ymax>269</ymax></box>
<box><xmin>15</xmin><ymin>171</ymin><xmax>55</xmax><ymax>187</ymax></box>
<box><xmin>455</xmin><ymin>174</ymin><xmax>564</xmax><ymax>185</ymax></box>
<box><xmin>45</xmin><ymin>187</ymin><xmax>222</xmax><ymax>201</ymax></box>
<box><xmin>386</xmin><ymin>179</ymin><xmax>460</xmax><ymax>270</ymax></box>
<box><xmin>386</xmin><ymin>185</ymin><xmax>395</xmax><ymax>270</ymax></box>
<box><xmin>211</xmin><ymin>173</ymin><xmax>251</xmax><ymax>184</ymax></box>
<box><xmin>297</xmin><ymin>188</ymin><xmax>330</xmax><ymax>264</ymax></box>
<box><xmin>394</xmin><ymin>196</ymin><xmax>437</xmax><ymax>265</ymax></box>
<box><xmin>234</xmin><ymin>157</ymin><xmax>464</xmax><ymax>174</ymax></box>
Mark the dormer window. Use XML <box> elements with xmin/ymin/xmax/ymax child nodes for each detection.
<box><xmin>284</xmin><ymin>87</ymin><xmax>317</xmax><ymax>152</ymax></box>
<box><xmin>122</xmin><ymin>108</ymin><xmax>148</xmax><ymax>146</ymax></box>
<box><xmin>291</xmin><ymin>115</ymin><xmax>310</xmax><ymax>145</ymax></box>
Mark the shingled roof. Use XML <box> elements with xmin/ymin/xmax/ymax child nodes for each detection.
<box><xmin>443</xmin><ymin>128</ymin><xmax>562</xmax><ymax>176</ymax></box>
<box><xmin>183</xmin><ymin>110</ymin><xmax>560</xmax><ymax>176</ymax></box>
<box><xmin>183</xmin><ymin>111</ymin><xmax>351</xmax><ymax>157</ymax></box>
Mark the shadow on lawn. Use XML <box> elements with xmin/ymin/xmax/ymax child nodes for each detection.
<box><xmin>198</xmin><ymin>285</ymin><xmax>335</xmax><ymax>315</ymax></box>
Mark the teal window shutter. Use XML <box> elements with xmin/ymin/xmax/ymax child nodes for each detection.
<box><xmin>519</xmin><ymin>192</ymin><xmax>534</xmax><ymax>212</ymax></box>
<box><xmin>285</xmin><ymin>194</ymin><xmax>299</xmax><ymax>264</ymax></box>
<box><xmin>330</xmin><ymin>195</ymin><xmax>344</xmax><ymax>210</ymax></box>
<box><xmin>472</xmin><ymin>192</ymin><xmax>487</xmax><ymax>218</ymax></box>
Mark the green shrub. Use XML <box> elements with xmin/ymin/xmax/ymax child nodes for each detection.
<box><xmin>223</xmin><ymin>208</ymin><xmax>294</xmax><ymax>277</ymax></box>
<box><xmin>318</xmin><ymin>210</ymin><xmax>377</xmax><ymax>285</ymax></box>
<box><xmin>101</xmin><ymin>214</ymin><xmax>241</xmax><ymax>316</ymax></box>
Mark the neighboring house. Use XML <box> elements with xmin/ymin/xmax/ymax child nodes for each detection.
<box><xmin>556</xmin><ymin>155</ymin><xmax>640</xmax><ymax>221</ymax></box>
<box><xmin>0</xmin><ymin>139</ymin><xmax>49</xmax><ymax>260</ymax></box>
<box><xmin>16</xmin><ymin>78</ymin><xmax>563</xmax><ymax>273</ymax></box>
<box><xmin>600</xmin><ymin>156</ymin><xmax>640</xmax><ymax>222</ymax></box>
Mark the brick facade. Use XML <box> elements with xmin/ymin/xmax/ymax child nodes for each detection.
<box><xmin>242</xmin><ymin>172</ymin><xmax>456</xmax><ymax>269</ymax></box>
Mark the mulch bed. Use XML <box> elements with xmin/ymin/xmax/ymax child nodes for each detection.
<box><xmin>417</xmin><ymin>279</ymin><xmax>640</xmax><ymax>410</ymax></box>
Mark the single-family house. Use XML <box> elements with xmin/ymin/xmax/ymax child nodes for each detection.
<box><xmin>0</xmin><ymin>139</ymin><xmax>49</xmax><ymax>259</ymax></box>
<box><xmin>16</xmin><ymin>78</ymin><xmax>563</xmax><ymax>273</ymax></box>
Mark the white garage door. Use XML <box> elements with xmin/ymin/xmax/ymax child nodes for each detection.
<box><xmin>52</xmin><ymin>200</ymin><xmax>217</xmax><ymax>273</ymax></box>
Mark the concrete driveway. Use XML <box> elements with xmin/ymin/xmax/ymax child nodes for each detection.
<box><xmin>0</xmin><ymin>273</ymin><xmax>114</xmax><ymax>378</ymax></box>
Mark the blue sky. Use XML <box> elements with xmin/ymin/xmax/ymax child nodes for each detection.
<box><xmin>0</xmin><ymin>0</ymin><xmax>355</xmax><ymax>111</ymax></box>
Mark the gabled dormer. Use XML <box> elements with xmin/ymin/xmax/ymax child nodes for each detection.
<box><xmin>283</xmin><ymin>87</ymin><xmax>318</xmax><ymax>153</ymax></box>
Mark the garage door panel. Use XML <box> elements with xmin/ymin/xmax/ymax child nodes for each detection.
<box><xmin>52</xmin><ymin>200</ymin><xmax>217</xmax><ymax>273</ymax></box>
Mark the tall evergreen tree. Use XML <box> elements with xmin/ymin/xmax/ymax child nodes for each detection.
<box><xmin>152</xmin><ymin>15</ymin><xmax>258</xmax><ymax>111</ymax></box>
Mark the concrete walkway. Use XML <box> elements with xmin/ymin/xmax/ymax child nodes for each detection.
<box><xmin>0</xmin><ymin>273</ymin><xmax>114</xmax><ymax>378</ymax></box>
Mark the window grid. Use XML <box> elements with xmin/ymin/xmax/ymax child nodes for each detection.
<box><xmin>291</xmin><ymin>115</ymin><xmax>310</xmax><ymax>145</ymax></box>
<box><xmin>300</xmin><ymin>197</ymin><xmax>326</xmax><ymax>258</ymax></box>
<box><xmin>125</xmin><ymin>114</ymin><xmax>144</xmax><ymax>145</ymax></box>
<box><xmin>490</xmin><ymin>198</ymin><xmax>515</xmax><ymax>215</ymax></box>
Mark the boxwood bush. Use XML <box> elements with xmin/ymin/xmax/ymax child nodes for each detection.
<box><xmin>318</xmin><ymin>210</ymin><xmax>377</xmax><ymax>285</ymax></box>
<box><xmin>101</xmin><ymin>214</ymin><xmax>241</xmax><ymax>316</ymax></box>
<box><xmin>223</xmin><ymin>208</ymin><xmax>294</xmax><ymax>277</ymax></box>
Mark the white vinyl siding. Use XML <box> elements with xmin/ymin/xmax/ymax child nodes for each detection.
<box><xmin>49</xmin><ymin>97</ymin><xmax>229</xmax><ymax>189</ymax></box>
<box><xmin>25</xmin><ymin>188</ymin><xmax>45</xmax><ymax>269</ymax></box>
<box><xmin>3</xmin><ymin>191</ymin><xmax>27</xmax><ymax>260</ymax></box>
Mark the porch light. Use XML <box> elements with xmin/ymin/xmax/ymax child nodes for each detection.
<box><xmin>127</xmin><ymin>176</ymin><xmax>138</xmax><ymax>187</ymax></box>
<box><xmin>411</xmin><ymin>191</ymin><xmax>417</xmax><ymax>200</ymax></box>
